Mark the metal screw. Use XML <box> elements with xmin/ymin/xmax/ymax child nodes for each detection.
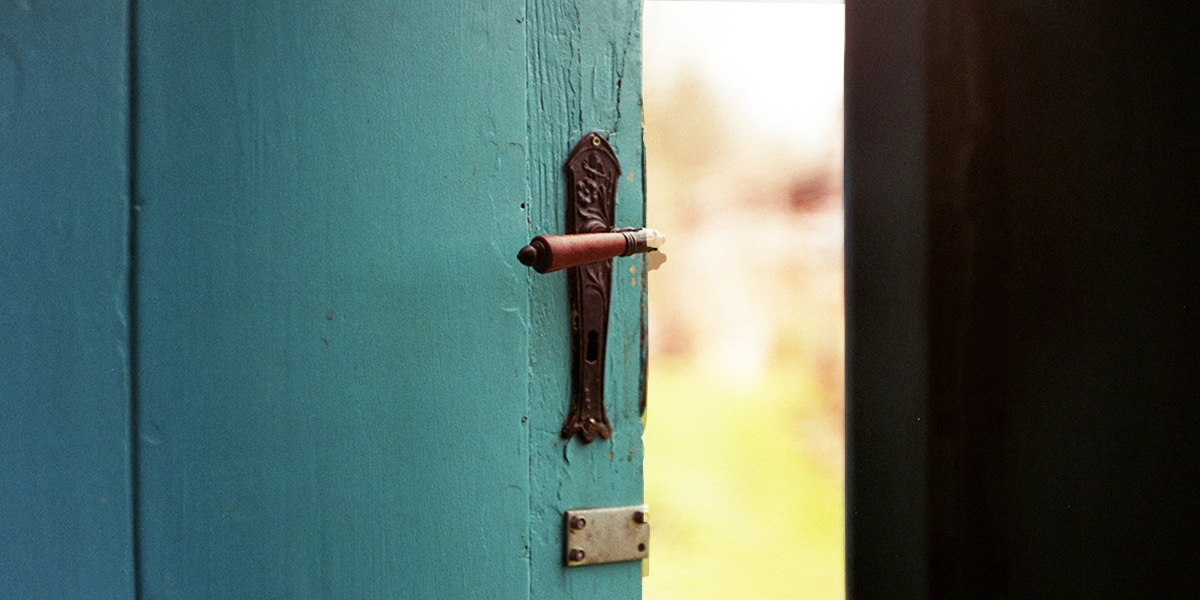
<box><xmin>632</xmin><ymin>510</ymin><xmax>646</xmax><ymax>524</ymax></box>
<box><xmin>591</xmin><ymin>135</ymin><xmax>602</xmax><ymax>147</ymax></box>
<box><xmin>568</xmin><ymin>548</ymin><xmax>586</xmax><ymax>562</ymax></box>
<box><xmin>569</xmin><ymin>516</ymin><xmax>587</xmax><ymax>530</ymax></box>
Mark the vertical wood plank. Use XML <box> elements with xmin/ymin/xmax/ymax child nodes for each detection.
<box><xmin>134</xmin><ymin>1</ymin><xmax>532</xmax><ymax>597</ymax></box>
<box><xmin>525</xmin><ymin>1</ymin><xmax>646</xmax><ymax>598</ymax></box>
<box><xmin>0</xmin><ymin>2</ymin><xmax>135</xmax><ymax>598</ymax></box>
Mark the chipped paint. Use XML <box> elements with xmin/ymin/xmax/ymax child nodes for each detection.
<box><xmin>526</xmin><ymin>0</ymin><xmax>645</xmax><ymax>597</ymax></box>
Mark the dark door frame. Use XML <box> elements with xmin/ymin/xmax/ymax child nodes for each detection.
<box><xmin>846</xmin><ymin>1</ymin><xmax>1200</xmax><ymax>598</ymax></box>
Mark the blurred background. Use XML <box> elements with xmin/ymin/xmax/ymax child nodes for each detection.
<box><xmin>641</xmin><ymin>2</ymin><xmax>845</xmax><ymax>598</ymax></box>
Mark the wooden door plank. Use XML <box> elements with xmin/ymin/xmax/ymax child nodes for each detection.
<box><xmin>133</xmin><ymin>2</ymin><xmax>532</xmax><ymax>597</ymax></box>
<box><xmin>0</xmin><ymin>2</ymin><xmax>135</xmax><ymax>597</ymax></box>
<box><xmin>525</xmin><ymin>1</ymin><xmax>647</xmax><ymax>598</ymax></box>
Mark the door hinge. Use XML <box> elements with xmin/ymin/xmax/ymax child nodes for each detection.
<box><xmin>564</xmin><ymin>504</ymin><xmax>649</xmax><ymax>567</ymax></box>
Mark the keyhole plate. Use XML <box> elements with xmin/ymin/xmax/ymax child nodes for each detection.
<box><xmin>560</xmin><ymin>132</ymin><xmax>620</xmax><ymax>443</ymax></box>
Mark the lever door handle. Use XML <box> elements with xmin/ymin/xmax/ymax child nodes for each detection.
<box><xmin>516</xmin><ymin>132</ymin><xmax>661</xmax><ymax>443</ymax></box>
<box><xmin>517</xmin><ymin>228</ymin><xmax>665</xmax><ymax>274</ymax></box>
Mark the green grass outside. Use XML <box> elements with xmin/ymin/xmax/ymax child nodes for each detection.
<box><xmin>643</xmin><ymin>358</ymin><xmax>844</xmax><ymax>599</ymax></box>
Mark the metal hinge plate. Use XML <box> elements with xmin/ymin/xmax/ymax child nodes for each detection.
<box><xmin>564</xmin><ymin>504</ymin><xmax>649</xmax><ymax>567</ymax></box>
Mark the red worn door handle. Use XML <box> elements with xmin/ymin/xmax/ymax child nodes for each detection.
<box><xmin>517</xmin><ymin>228</ymin><xmax>664</xmax><ymax>274</ymax></box>
<box><xmin>514</xmin><ymin>132</ymin><xmax>664</xmax><ymax>443</ymax></box>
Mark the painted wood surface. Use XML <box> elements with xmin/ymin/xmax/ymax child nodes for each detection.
<box><xmin>134</xmin><ymin>1</ymin><xmax>643</xmax><ymax>598</ymax></box>
<box><xmin>526</xmin><ymin>1</ymin><xmax>646</xmax><ymax>598</ymax></box>
<box><xmin>0</xmin><ymin>2</ymin><xmax>135</xmax><ymax>598</ymax></box>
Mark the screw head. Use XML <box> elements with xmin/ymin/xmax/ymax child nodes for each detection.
<box><xmin>568</xmin><ymin>547</ymin><xmax>586</xmax><ymax>562</ymax></box>
<box><xmin>632</xmin><ymin>510</ymin><xmax>646</xmax><ymax>524</ymax></box>
<box><xmin>569</xmin><ymin>516</ymin><xmax>587</xmax><ymax>530</ymax></box>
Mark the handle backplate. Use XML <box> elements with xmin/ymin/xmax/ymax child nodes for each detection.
<box><xmin>561</xmin><ymin>132</ymin><xmax>619</xmax><ymax>443</ymax></box>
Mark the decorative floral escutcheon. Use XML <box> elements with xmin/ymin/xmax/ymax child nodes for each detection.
<box><xmin>561</xmin><ymin>133</ymin><xmax>620</xmax><ymax>443</ymax></box>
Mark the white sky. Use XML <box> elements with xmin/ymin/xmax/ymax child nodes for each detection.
<box><xmin>643</xmin><ymin>2</ymin><xmax>845</xmax><ymax>153</ymax></box>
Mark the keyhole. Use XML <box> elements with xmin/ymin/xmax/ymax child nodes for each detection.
<box><xmin>586</xmin><ymin>330</ymin><xmax>599</xmax><ymax>363</ymax></box>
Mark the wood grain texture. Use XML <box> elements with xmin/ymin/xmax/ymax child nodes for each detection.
<box><xmin>133</xmin><ymin>2</ymin><xmax>642</xmax><ymax>596</ymax></box>
<box><xmin>134</xmin><ymin>1</ymin><xmax>534</xmax><ymax>597</ymax></box>
<box><xmin>0</xmin><ymin>2</ymin><xmax>135</xmax><ymax>598</ymax></box>
<box><xmin>525</xmin><ymin>0</ymin><xmax>646</xmax><ymax>598</ymax></box>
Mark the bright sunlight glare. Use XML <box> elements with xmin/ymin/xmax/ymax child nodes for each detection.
<box><xmin>643</xmin><ymin>3</ymin><xmax>845</xmax><ymax>599</ymax></box>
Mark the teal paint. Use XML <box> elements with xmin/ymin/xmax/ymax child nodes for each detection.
<box><xmin>134</xmin><ymin>1</ymin><xmax>531</xmax><ymax>597</ymax></box>
<box><xmin>526</xmin><ymin>1</ymin><xmax>646</xmax><ymax>598</ymax></box>
<box><xmin>0</xmin><ymin>2</ymin><xmax>135</xmax><ymax>598</ymax></box>
<box><xmin>133</xmin><ymin>0</ymin><xmax>642</xmax><ymax>598</ymax></box>
<box><xmin>1</xmin><ymin>1</ymin><xmax>642</xmax><ymax>595</ymax></box>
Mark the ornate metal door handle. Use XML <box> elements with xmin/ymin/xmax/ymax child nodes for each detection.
<box><xmin>517</xmin><ymin>132</ymin><xmax>663</xmax><ymax>443</ymax></box>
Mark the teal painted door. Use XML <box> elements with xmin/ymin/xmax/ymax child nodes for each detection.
<box><xmin>132</xmin><ymin>0</ymin><xmax>645</xmax><ymax>598</ymax></box>
<box><xmin>1</xmin><ymin>2</ymin><xmax>135</xmax><ymax>597</ymax></box>
<box><xmin>3</xmin><ymin>1</ymin><xmax>644</xmax><ymax>598</ymax></box>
